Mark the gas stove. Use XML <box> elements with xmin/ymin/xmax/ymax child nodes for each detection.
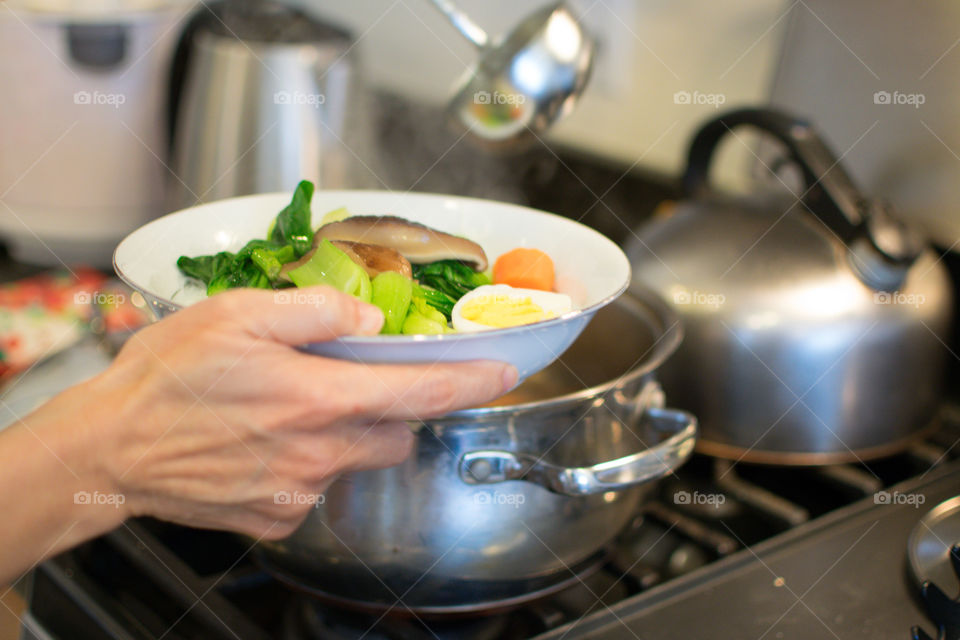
<box><xmin>19</xmin><ymin>407</ymin><xmax>960</xmax><ymax>640</ymax></box>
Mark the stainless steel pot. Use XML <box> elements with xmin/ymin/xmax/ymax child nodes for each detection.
<box><xmin>628</xmin><ymin>108</ymin><xmax>953</xmax><ymax>465</ymax></box>
<box><xmin>256</xmin><ymin>290</ymin><xmax>696</xmax><ymax>613</ymax></box>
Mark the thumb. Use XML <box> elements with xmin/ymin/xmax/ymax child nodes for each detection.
<box><xmin>213</xmin><ymin>286</ymin><xmax>383</xmax><ymax>345</ymax></box>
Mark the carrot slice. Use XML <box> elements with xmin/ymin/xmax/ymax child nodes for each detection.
<box><xmin>493</xmin><ymin>248</ymin><xmax>555</xmax><ymax>291</ymax></box>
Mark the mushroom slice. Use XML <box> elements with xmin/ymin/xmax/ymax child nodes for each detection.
<box><xmin>279</xmin><ymin>239</ymin><xmax>412</xmax><ymax>281</ymax></box>
<box><xmin>331</xmin><ymin>240</ymin><xmax>412</xmax><ymax>279</ymax></box>
<box><xmin>315</xmin><ymin>215</ymin><xmax>488</xmax><ymax>271</ymax></box>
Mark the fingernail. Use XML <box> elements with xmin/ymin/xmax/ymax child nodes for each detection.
<box><xmin>357</xmin><ymin>304</ymin><xmax>384</xmax><ymax>335</ymax></box>
<box><xmin>502</xmin><ymin>365</ymin><xmax>518</xmax><ymax>392</ymax></box>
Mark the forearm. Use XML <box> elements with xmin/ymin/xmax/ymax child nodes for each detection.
<box><xmin>0</xmin><ymin>382</ymin><xmax>126</xmax><ymax>585</ymax></box>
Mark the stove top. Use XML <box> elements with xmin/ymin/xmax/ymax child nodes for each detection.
<box><xmin>542</xmin><ymin>456</ymin><xmax>960</xmax><ymax>640</ymax></box>
<box><xmin>20</xmin><ymin>408</ymin><xmax>960</xmax><ymax>640</ymax></box>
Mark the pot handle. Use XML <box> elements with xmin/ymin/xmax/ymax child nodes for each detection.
<box><xmin>458</xmin><ymin>407</ymin><xmax>697</xmax><ymax>497</ymax></box>
<box><xmin>682</xmin><ymin>107</ymin><xmax>923</xmax><ymax>291</ymax></box>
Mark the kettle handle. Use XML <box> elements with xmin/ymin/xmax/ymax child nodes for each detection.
<box><xmin>681</xmin><ymin>108</ymin><xmax>923</xmax><ymax>288</ymax></box>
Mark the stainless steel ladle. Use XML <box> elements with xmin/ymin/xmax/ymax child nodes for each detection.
<box><xmin>430</xmin><ymin>0</ymin><xmax>594</xmax><ymax>148</ymax></box>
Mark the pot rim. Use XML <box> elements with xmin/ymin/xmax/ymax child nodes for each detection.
<box><xmin>441</xmin><ymin>286</ymin><xmax>683</xmax><ymax>421</ymax></box>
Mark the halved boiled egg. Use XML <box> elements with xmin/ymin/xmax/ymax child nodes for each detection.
<box><xmin>452</xmin><ymin>284</ymin><xmax>573</xmax><ymax>333</ymax></box>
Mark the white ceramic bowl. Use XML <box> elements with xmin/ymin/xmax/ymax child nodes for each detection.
<box><xmin>114</xmin><ymin>191</ymin><xmax>630</xmax><ymax>381</ymax></box>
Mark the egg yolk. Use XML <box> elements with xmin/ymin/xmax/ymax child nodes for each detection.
<box><xmin>460</xmin><ymin>294</ymin><xmax>556</xmax><ymax>328</ymax></box>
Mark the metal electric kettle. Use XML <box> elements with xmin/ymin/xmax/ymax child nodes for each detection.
<box><xmin>627</xmin><ymin>108</ymin><xmax>953</xmax><ymax>465</ymax></box>
<box><xmin>167</xmin><ymin>0</ymin><xmax>369</xmax><ymax>210</ymax></box>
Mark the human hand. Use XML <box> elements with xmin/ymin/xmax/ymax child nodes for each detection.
<box><xmin>70</xmin><ymin>286</ymin><xmax>515</xmax><ymax>539</ymax></box>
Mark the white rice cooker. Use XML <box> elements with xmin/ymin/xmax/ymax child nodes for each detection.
<box><xmin>0</xmin><ymin>0</ymin><xmax>192</xmax><ymax>266</ymax></box>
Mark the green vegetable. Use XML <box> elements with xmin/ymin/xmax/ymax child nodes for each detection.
<box><xmin>269</xmin><ymin>180</ymin><xmax>315</xmax><ymax>257</ymax></box>
<box><xmin>413</xmin><ymin>260</ymin><xmax>490</xmax><ymax>296</ymax></box>
<box><xmin>250</xmin><ymin>248</ymin><xmax>284</xmax><ymax>280</ymax></box>
<box><xmin>320</xmin><ymin>206</ymin><xmax>350</xmax><ymax>225</ymax></box>
<box><xmin>177</xmin><ymin>184</ymin><xmax>315</xmax><ymax>292</ymax></box>
<box><xmin>401</xmin><ymin>309</ymin><xmax>447</xmax><ymax>335</ymax></box>
<box><xmin>235</xmin><ymin>238</ymin><xmax>276</xmax><ymax>257</ymax></box>
<box><xmin>371</xmin><ymin>272</ymin><xmax>412</xmax><ymax>334</ymax></box>
<box><xmin>273</xmin><ymin>245</ymin><xmax>296</xmax><ymax>264</ymax></box>
<box><xmin>408</xmin><ymin>282</ymin><xmax>456</xmax><ymax>320</ymax></box>
<box><xmin>286</xmin><ymin>239</ymin><xmax>371</xmax><ymax>302</ymax></box>
<box><xmin>356</xmin><ymin>269</ymin><xmax>372</xmax><ymax>303</ymax></box>
<box><xmin>206</xmin><ymin>273</ymin><xmax>232</xmax><ymax>296</ymax></box>
<box><xmin>239</xmin><ymin>257</ymin><xmax>271</xmax><ymax>290</ymax></box>
<box><xmin>177</xmin><ymin>242</ymin><xmax>287</xmax><ymax>294</ymax></box>
<box><xmin>412</xmin><ymin>260</ymin><xmax>489</xmax><ymax>317</ymax></box>
<box><xmin>401</xmin><ymin>285</ymin><xmax>450</xmax><ymax>334</ymax></box>
<box><xmin>412</xmin><ymin>290</ymin><xmax>448</xmax><ymax>324</ymax></box>
<box><xmin>174</xmin><ymin>183</ymin><xmax>492</xmax><ymax>339</ymax></box>
<box><xmin>178</xmin><ymin>248</ymin><xmax>271</xmax><ymax>295</ymax></box>
<box><xmin>177</xmin><ymin>251</ymin><xmax>235</xmax><ymax>284</ymax></box>
<box><xmin>239</xmin><ymin>241</ymin><xmax>297</xmax><ymax>284</ymax></box>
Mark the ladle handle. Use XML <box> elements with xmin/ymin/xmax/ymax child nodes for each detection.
<box><xmin>428</xmin><ymin>0</ymin><xmax>489</xmax><ymax>49</ymax></box>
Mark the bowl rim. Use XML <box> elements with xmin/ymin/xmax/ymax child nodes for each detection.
<box><xmin>441</xmin><ymin>287</ymin><xmax>682</xmax><ymax>418</ymax></box>
<box><xmin>113</xmin><ymin>189</ymin><xmax>631</xmax><ymax>344</ymax></box>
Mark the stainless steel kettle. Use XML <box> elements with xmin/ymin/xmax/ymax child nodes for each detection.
<box><xmin>627</xmin><ymin>108</ymin><xmax>953</xmax><ymax>465</ymax></box>
<box><xmin>167</xmin><ymin>0</ymin><xmax>369</xmax><ymax>210</ymax></box>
